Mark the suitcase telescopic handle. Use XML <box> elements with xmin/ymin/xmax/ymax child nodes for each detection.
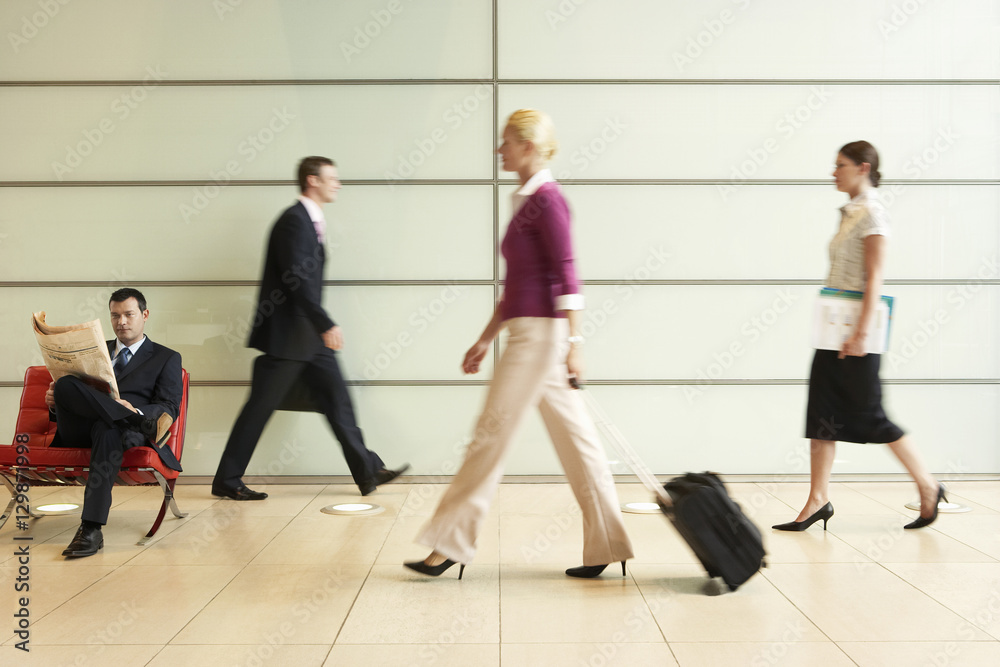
<box><xmin>579</xmin><ymin>388</ymin><xmax>673</xmax><ymax>507</ymax></box>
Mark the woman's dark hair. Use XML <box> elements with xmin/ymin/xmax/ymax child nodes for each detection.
<box><xmin>839</xmin><ymin>140</ymin><xmax>881</xmax><ymax>187</ymax></box>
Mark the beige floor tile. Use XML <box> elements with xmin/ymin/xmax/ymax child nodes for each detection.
<box><xmin>0</xmin><ymin>643</ymin><xmax>161</xmax><ymax>666</ymax></box>
<box><xmin>28</xmin><ymin>564</ymin><xmax>241</xmax><ymax>645</ymax></box>
<box><xmin>499</xmin><ymin>564</ymin><xmax>663</xmax><ymax>644</ymax></box>
<box><xmin>928</xmin><ymin>513</ymin><xmax>1000</xmax><ymax>560</ymax></box>
<box><xmin>378</xmin><ymin>512</ymin><xmax>501</xmax><ymax>565</ymax></box>
<box><xmin>498</xmin><ymin>513</ymin><xmax>588</xmax><ymax>566</ymax></box>
<box><xmin>173</xmin><ymin>564</ymin><xmax>368</xmax><ymax>645</ymax></box>
<box><xmin>849</xmin><ymin>481</ymin><xmax>1000</xmax><ymax>516</ymax></box>
<box><xmin>19</xmin><ymin>510</ymin><xmax>193</xmax><ymax>567</ymax></box>
<box><xmin>670</xmin><ymin>641</ymin><xmax>856</xmax><ymax>667</ymax></box>
<box><xmin>119</xmin><ymin>484</ymin><xmax>221</xmax><ymax>516</ymax></box>
<box><xmin>759</xmin><ymin>514</ymin><xmax>872</xmax><ymax>564</ymax></box>
<box><xmin>825</xmin><ymin>514</ymin><xmax>996</xmax><ymax>564</ymax></box>
<box><xmin>397</xmin><ymin>484</ymin><xmax>451</xmax><ymax>517</ymax></box>
<box><xmin>0</xmin><ymin>563</ymin><xmax>116</xmax><ymax>638</ymax></box>
<box><xmin>620</xmin><ymin>513</ymin><xmax>709</xmax><ymax>566</ymax></box>
<box><xmin>497</xmin><ymin>482</ymin><xmax>578</xmax><ymax>515</ymax></box>
<box><xmin>767</xmin><ymin>482</ymin><xmax>905</xmax><ymax>516</ymax></box>
<box><xmin>884</xmin><ymin>563</ymin><xmax>1000</xmax><ymax>640</ymax></box>
<box><xmin>128</xmin><ymin>515</ymin><xmax>290</xmax><ymax>566</ymax></box>
<box><xmin>943</xmin><ymin>482</ymin><xmax>1000</xmax><ymax>513</ymax></box>
<box><xmin>838</xmin><ymin>641</ymin><xmax>1000</xmax><ymax>667</ymax></box>
<box><xmin>502</xmin><ymin>642</ymin><xmax>677</xmax><ymax>666</ymax></box>
<box><xmin>251</xmin><ymin>514</ymin><xmax>394</xmax><ymax>566</ymax></box>
<box><xmin>630</xmin><ymin>563</ymin><xmax>826</xmax><ymax>643</ymax></box>
<box><xmin>337</xmin><ymin>564</ymin><xmax>499</xmax><ymax>644</ymax></box>
<box><xmin>198</xmin><ymin>484</ymin><xmax>326</xmax><ymax>517</ymax></box>
<box><xmin>725</xmin><ymin>482</ymin><xmax>800</xmax><ymax>520</ymax></box>
<box><xmin>151</xmin><ymin>644</ymin><xmax>332</xmax><ymax>667</ymax></box>
<box><xmin>327</xmin><ymin>643</ymin><xmax>500</xmax><ymax>667</ymax></box>
<box><xmin>763</xmin><ymin>562</ymin><xmax>994</xmax><ymax>642</ymax></box>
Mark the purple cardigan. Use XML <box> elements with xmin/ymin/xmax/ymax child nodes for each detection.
<box><xmin>500</xmin><ymin>182</ymin><xmax>581</xmax><ymax>321</ymax></box>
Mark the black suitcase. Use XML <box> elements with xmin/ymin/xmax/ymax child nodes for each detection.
<box><xmin>662</xmin><ymin>472</ymin><xmax>766</xmax><ymax>591</ymax></box>
<box><xmin>580</xmin><ymin>390</ymin><xmax>766</xmax><ymax>592</ymax></box>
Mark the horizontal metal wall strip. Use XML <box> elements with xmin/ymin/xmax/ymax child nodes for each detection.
<box><xmin>1</xmin><ymin>278</ymin><xmax>997</xmax><ymax>289</ymax></box>
<box><xmin>2</xmin><ymin>378</ymin><xmax>996</xmax><ymax>389</ymax></box>
<box><xmin>1</xmin><ymin>78</ymin><xmax>997</xmax><ymax>87</ymax></box>
<box><xmin>2</xmin><ymin>279</ymin><xmax>998</xmax><ymax>288</ymax></box>
<box><xmin>2</xmin><ymin>179</ymin><xmax>996</xmax><ymax>188</ymax></box>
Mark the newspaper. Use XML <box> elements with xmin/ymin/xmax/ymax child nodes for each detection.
<box><xmin>32</xmin><ymin>311</ymin><xmax>120</xmax><ymax>399</ymax></box>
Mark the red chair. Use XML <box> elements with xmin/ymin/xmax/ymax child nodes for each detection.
<box><xmin>0</xmin><ymin>366</ymin><xmax>189</xmax><ymax>545</ymax></box>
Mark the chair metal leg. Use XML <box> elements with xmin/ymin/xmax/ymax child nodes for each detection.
<box><xmin>138</xmin><ymin>472</ymin><xmax>187</xmax><ymax>546</ymax></box>
<box><xmin>0</xmin><ymin>474</ymin><xmax>17</xmax><ymax>531</ymax></box>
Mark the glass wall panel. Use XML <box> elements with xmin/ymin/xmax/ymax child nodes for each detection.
<box><xmin>0</xmin><ymin>0</ymin><xmax>492</xmax><ymax>80</ymax></box>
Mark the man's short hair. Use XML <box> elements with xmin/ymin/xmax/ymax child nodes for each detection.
<box><xmin>109</xmin><ymin>287</ymin><xmax>147</xmax><ymax>312</ymax></box>
<box><xmin>297</xmin><ymin>156</ymin><xmax>336</xmax><ymax>193</ymax></box>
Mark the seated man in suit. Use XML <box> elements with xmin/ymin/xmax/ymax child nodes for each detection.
<box><xmin>44</xmin><ymin>287</ymin><xmax>182</xmax><ymax>558</ymax></box>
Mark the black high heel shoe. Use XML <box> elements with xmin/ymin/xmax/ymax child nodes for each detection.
<box><xmin>904</xmin><ymin>484</ymin><xmax>947</xmax><ymax>530</ymax></box>
<box><xmin>404</xmin><ymin>558</ymin><xmax>465</xmax><ymax>579</ymax></box>
<box><xmin>772</xmin><ymin>502</ymin><xmax>834</xmax><ymax>532</ymax></box>
<box><xmin>565</xmin><ymin>561</ymin><xmax>627</xmax><ymax>578</ymax></box>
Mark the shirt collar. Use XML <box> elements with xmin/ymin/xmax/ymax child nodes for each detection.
<box><xmin>114</xmin><ymin>335</ymin><xmax>146</xmax><ymax>358</ymax></box>
<box><xmin>512</xmin><ymin>168</ymin><xmax>556</xmax><ymax>212</ymax></box>
<box><xmin>841</xmin><ymin>188</ymin><xmax>877</xmax><ymax>213</ymax></box>
<box><xmin>297</xmin><ymin>195</ymin><xmax>326</xmax><ymax>224</ymax></box>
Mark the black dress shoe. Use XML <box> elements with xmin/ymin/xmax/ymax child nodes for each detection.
<box><xmin>211</xmin><ymin>484</ymin><xmax>268</xmax><ymax>501</ymax></box>
<box><xmin>62</xmin><ymin>524</ymin><xmax>103</xmax><ymax>558</ymax></box>
<box><xmin>565</xmin><ymin>561</ymin><xmax>627</xmax><ymax>578</ymax></box>
<box><xmin>772</xmin><ymin>502</ymin><xmax>835</xmax><ymax>532</ymax></box>
<box><xmin>359</xmin><ymin>464</ymin><xmax>410</xmax><ymax>496</ymax></box>
<box><xmin>404</xmin><ymin>559</ymin><xmax>465</xmax><ymax>579</ymax></box>
<box><xmin>904</xmin><ymin>484</ymin><xmax>947</xmax><ymax>529</ymax></box>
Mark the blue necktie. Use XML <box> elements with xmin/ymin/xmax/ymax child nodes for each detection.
<box><xmin>114</xmin><ymin>347</ymin><xmax>131</xmax><ymax>375</ymax></box>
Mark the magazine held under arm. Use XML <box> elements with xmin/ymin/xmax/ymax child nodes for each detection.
<box><xmin>810</xmin><ymin>288</ymin><xmax>894</xmax><ymax>355</ymax></box>
<box><xmin>32</xmin><ymin>311</ymin><xmax>120</xmax><ymax>399</ymax></box>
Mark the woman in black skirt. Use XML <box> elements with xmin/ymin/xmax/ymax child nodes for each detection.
<box><xmin>773</xmin><ymin>141</ymin><xmax>945</xmax><ymax>532</ymax></box>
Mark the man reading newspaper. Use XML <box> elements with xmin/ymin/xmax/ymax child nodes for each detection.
<box><xmin>43</xmin><ymin>288</ymin><xmax>182</xmax><ymax>558</ymax></box>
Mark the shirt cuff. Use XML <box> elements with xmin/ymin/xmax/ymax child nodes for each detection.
<box><xmin>555</xmin><ymin>294</ymin><xmax>585</xmax><ymax>311</ymax></box>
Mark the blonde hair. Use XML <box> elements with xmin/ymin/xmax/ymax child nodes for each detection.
<box><xmin>506</xmin><ymin>109</ymin><xmax>558</xmax><ymax>162</ymax></box>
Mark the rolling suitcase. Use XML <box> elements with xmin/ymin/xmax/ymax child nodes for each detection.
<box><xmin>580</xmin><ymin>390</ymin><xmax>766</xmax><ymax>592</ymax></box>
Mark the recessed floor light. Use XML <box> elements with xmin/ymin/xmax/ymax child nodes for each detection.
<box><xmin>321</xmin><ymin>503</ymin><xmax>385</xmax><ymax>516</ymax></box>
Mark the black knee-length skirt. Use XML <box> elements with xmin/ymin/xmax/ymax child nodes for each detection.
<box><xmin>805</xmin><ymin>349</ymin><xmax>904</xmax><ymax>444</ymax></box>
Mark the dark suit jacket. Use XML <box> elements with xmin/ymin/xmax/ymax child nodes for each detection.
<box><xmin>108</xmin><ymin>338</ymin><xmax>183</xmax><ymax>449</ymax></box>
<box><xmin>248</xmin><ymin>201</ymin><xmax>335</xmax><ymax>362</ymax></box>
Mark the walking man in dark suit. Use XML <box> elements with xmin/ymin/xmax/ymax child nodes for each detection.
<box><xmin>212</xmin><ymin>156</ymin><xmax>407</xmax><ymax>501</ymax></box>
<box><xmin>45</xmin><ymin>287</ymin><xmax>183</xmax><ymax>558</ymax></box>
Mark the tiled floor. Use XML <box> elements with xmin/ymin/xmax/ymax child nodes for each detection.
<box><xmin>2</xmin><ymin>480</ymin><xmax>1000</xmax><ymax>666</ymax></box>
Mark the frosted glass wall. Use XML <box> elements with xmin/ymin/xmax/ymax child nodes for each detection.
<box><xmin>1</xmin><ymin>0</ymin><xmax>997</xmax><ymax>475</ymax></box>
